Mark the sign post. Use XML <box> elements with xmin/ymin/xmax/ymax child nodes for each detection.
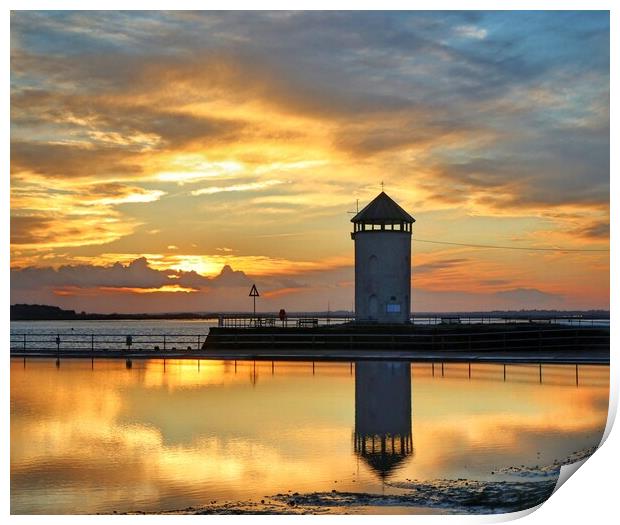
<box><xmin>249</xmin><ymin>284</ymin><xmax>260</xmax><ymax>319</ymax></box>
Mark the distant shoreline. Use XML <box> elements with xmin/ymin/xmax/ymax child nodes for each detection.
<box><xmin>10</xmin><ymin>304</ymin><xmax>611</xmax><ymax>321</ymax></box>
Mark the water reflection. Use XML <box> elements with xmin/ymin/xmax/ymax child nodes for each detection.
<box><xmin>10</xmin><ymin>359</ymin><xmax>609</xmax><ymax>515</ymax></box>
<box><xmin>354</xmin><ymin>362</ymin><xmax>413</xmax><ymax>480</ymax></box>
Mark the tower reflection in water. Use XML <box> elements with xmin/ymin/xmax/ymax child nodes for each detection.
<box><xmin>354</xmin><ymin>361</ymin><xmax>414</xmax><ymax>480</ymax></box>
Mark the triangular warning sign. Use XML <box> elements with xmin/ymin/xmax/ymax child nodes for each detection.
<box><xmin>249</xmin><ymin>284</ymin><xmax>260</xmax><ymax>297</ymax></box>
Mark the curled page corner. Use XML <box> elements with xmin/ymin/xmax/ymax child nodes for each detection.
<box><xmin>553</xmin><ymin>456</ymin><xmax>589</xmax><ymax>495</ymax></box>
<box><xmin>600</xmin><ymin>375</ymin><xmax>617</xmax><ymax>446</ymax></box>
<box><xmin>551</xmin><ymin>377</ymin><xmax>616</xmax><ymax>495</ymax></box>
<box><xmin>550</xmin><ymin>360</ymin><xmax>616</xmax><ymax>500</ymax></box>
<box><xmin>483</xmin><ymin>456</ymin><xmax>593</xmax><ymax>523</ymax></box>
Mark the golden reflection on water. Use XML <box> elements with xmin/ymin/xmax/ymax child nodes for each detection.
<box><xmin>11</xmin><ymin>359</ymin><xmax>608</xmax><ymax>514</ymax></box>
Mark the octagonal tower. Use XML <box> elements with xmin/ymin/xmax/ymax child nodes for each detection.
<box><xmin>350</xmin><ymin>192</ymin><xmax>415</xmax><ymax>324</ymax></box>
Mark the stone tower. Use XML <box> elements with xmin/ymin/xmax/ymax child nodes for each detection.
<box><xmin>350</xmin><ymin>191</ymin><xmax>415</xmax><ymax>323</ymax></box>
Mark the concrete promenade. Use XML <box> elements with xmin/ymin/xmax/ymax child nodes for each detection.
<box><xmin>10</xmin><ymin>347</ymin><xmax>609</xmax><ymax>364</ymax></box>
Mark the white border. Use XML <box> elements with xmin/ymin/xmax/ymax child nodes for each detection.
<box><xmin>3</xmin><ymin>2</ymin><xmax>616</xmax><ymax>524</ymax></box>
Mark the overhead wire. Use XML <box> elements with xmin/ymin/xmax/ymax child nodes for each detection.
<box><xmin>413</xmin><ymin>238</ymin><xmax>609</xmax><ymax>252</ymax></box>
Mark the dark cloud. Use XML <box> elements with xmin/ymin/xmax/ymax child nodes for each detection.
<box><xmin>415</xmin><ymin>258</ymin><xmax>469</xmax><ymax>274</ymax></box>
<box><xmin>207</xmin><ymin>265</ymin><xmax>252</xmax><ymax>288</ymax></box>
<box><xmin>11</xmin><ymin>257</ymin><xmax>172</xmax><ymax>290</ymax></box>
<box><xmin>11</xmin><ymin>212</ymin><xmax>131</xmax><ymax>248</ymax></box>
<box><xmin>333</xmin><ymin>115</ymin><xmax>490</xmax><ymax>157</ymax></box>
<box><xmin>11</xmin><ymin>140</ymin><xmax>143</xmax><ymax>178</ymax></box>
<box><xmin>11</xmin><ymin>49</ymin><xmax>413</xmax><ymax>122</ymax></box>
<box><xmin>433</xmin><ymin>158</ymin><xmax>522</xmax><ymax>189</ymax></box>
<box><xmin>10</xmin><ymin>216</ymin><xmax>54</xmax><ymax>245</ymax></box>
<box><xmin>478</xmin><ymin>279</ymin><xmax>512</xmax><ymax>286</ymax></box>
<box><xmin>412</xmin><ymin>286</ymin><xmax>565</xmax><ymax>311</ymax></box>
<box><xmin>10</xmin><ymin>257</ymin><xmax>318</xmax><ymax>313</ymax></box>
<box><xmin>425</xmin><ymin>146</ymin><xmax>609</xmax><ymax>211</ymax></box>
<box><xmin>492</xmin><ymin>288</ymin><xmax>563</xmax><ymax>307</ymax></box>
<box><xmin>10</xmin><ymin>257</ymin><xmax>288</xmax><ymax>295</ymax></box>
<box><xmin>12</xmin><ymin>11</ymin><xmax>609</xmax><ymax>111</ymax></box>
<box><xmin>11</xmin><ymin>87</ymin><xmax>249</xmax><ymax>155</ymax></box>
<box><xmin>11</xmin><ymin>257</ymin><xmax>224</xmax><ymax>292</ymax></box>
<box><xmin>569</xmin><ymin>221</ymin><xmax>610</xmax><ymax>240</ymax></box>
<box><xmin>11</xmin><ymin>12</ymin><xmax>610</xmax><ymax>210</ymax></box>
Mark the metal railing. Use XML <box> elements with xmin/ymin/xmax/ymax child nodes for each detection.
<box><xmin>410</xmin><ymin>316</ymin><xmax>609</xmax><ymax>327</ymax></box>
<box><xmin>215</xmin><ymin>314</ymin><xmax>609</xmax><ymax>328</ymax></box>
<box><xmin>10</xmin><ymin>333</ymin><xmax>206</xmax><ymax>353</ymax></box>
<box><xmin>217</xmin><ymin>314</ymin><xmax>354</xmax><ymax>328</ymax></box>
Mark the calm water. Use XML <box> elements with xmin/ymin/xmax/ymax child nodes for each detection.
<box><xmin>10</xmin><ymin>320</ymin><xmax>219</xmax><ymax>352</ymax></box>
<box><xmin>11</xmin><ymin>354</ymin><xmax>608</xmax><ymax>514</ymax></box>
<box><xmin>10</xmin><ymin>319</ymin><xmax>219</xmax><ymax>335</ymax></box>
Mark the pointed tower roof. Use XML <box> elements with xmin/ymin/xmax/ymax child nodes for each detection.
<box><xmin>357</xmin><ymin>447</ymin><xmax>411</xmax><ymax>480</ymax></box>
<box><xmin>350</xmin><ymin>191</ymin><xmax>415</xmax><ymax>223</ymax></box>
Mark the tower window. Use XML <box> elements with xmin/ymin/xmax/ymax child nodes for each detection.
<box><xmin>369</xmin><ymin>255</ymin><xmax>378</xmax><ymax>274</ymax></box>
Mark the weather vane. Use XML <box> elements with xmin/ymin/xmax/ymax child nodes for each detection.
<box><xmin>381</xmin><ymin>181</ymin><xmax>384</xmax><ymax>191</ymax></box>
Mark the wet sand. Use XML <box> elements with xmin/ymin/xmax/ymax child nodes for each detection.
<box><xmin>127</xmin><ymin>479</ymin><xmax>554</xmax><ymax>515</ymax></box>
<box><xmin>126</xmin><ymin>447</ymin><xmax>597</xmax><ymax>515</ymax></box>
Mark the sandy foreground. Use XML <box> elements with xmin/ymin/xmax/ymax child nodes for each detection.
<box><xmin>122</xmin><ymin>447</ymin><xmax>597</xmax><ymax>515</ymax></box>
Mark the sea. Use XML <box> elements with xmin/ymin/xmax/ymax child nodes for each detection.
<box><xmin>10</xmin><ymin>320</ymin><xmax>609</xmax><ymax>515</ymax></box>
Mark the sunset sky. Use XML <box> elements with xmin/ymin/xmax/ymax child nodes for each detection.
<box><xmin>10</xmin><ymin>11</ymin><xmax>610</xmax><ymax>313</ymax></box>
